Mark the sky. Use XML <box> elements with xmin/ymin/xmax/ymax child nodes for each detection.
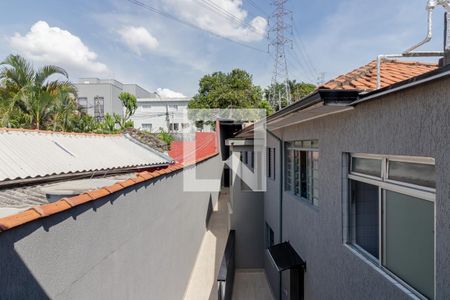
<box><xmin>0</xmin><ymin>0</ymin><xmax>446</xmax><ymax>97</ymax></box>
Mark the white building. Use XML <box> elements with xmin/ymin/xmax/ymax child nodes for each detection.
<box><xmin>75</xmin><ymin>78</ymin><xmax>192</xmax><ymax>133</ymax></box>
<box><xmin>132</xmin><ymin>96</ymin><xmax>191</xmax><ymax>133</ymax></box>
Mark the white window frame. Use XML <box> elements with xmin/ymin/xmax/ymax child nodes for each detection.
<box><xmin>347</xmin><ymin>153</ymin><xmax>436</xmax><ymax>300</ymax></box>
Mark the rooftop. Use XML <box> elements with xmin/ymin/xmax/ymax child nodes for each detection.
<box><xmin>0</xmin><ymin>129</ymin><xmax>219</xmax><ymax>231</ymax></box>
<box><xmin>0</xmin><ymin>128</ymin><xmax>172</xmax><ymax>184</ymax></box>
<box><xmin>321</xmin><ymin>59</ymin><xmax>438</xmax><ymax>91</ymax></box>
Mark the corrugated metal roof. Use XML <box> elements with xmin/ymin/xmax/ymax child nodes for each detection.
<box><xmin>0</xmin><ymin>129</ymin><xmax>172</xmax><ymax>182</ymax></box>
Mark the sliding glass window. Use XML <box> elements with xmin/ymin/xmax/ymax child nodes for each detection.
<box><xmin>348</xmin><ymin>154</ymin><xmax>435</xmax><ymax>299</ymax></box>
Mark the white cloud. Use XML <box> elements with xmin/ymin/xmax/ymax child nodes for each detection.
<box><xmin>162</xmin><ymin>0</ymin><xmax>267</xmax><ymax>42</ymax></box>
<box><xmin>9</xmin><ymin>21</ymin><xmax>108</xmax><ymax>74</ymax></box>
<box><xmin>118</xmin><ymin>26</ymin><xmax>159</xmax><ymax>55</ymax></box>
<box><xmin>156</xmin><ymin>88</ymin><xmax>186</xmax><ymax>98</ymax></box>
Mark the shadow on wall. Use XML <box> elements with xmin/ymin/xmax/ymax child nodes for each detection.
<box><xmin>0</xmin><ymin>191</ymin><xmax>121</xmax><ymax>299</ymax></box>
<box><xmin>0</xmin><ymin>223</ymin><xmax>50</xmax><ymax>299</ymax></box>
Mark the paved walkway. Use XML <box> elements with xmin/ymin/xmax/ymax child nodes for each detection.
<box><xmin>184</xmin><ymin>190</ymin><xmax>230</xmax><ymax>300</ymax></box>
<box><xmin>232</xmin><ymin>269</ymin><xmax>274</xmax><ymax>300</ymax></box>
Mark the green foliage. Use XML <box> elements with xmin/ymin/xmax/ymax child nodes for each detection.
<box><xmin>118</xmin><ymin>92</ymin><xmax>137</xmax><ymax>121</ymax></box>
<box><xmin>157</xmin><ymin>129</ymin><xmax>175</xmax><ymax>149</ymax></box>
<box><xmin>0</xmin><ymin>54</ymin><xmax>140</xmax><ymax>135</ymax></box>
<box><xmin>188</xmin><ymin>69</ymin><xmax>264</xmax><ymax>110</ymax></box>
<box><xmin>265</xmin><ymin>80</ymin><xmax>316</xmax><ymax>110</ymax></box>
<box><xmin>0</xmin><ymin>54</ymin><xmax>77</xmax><ymax>130</ymax></box>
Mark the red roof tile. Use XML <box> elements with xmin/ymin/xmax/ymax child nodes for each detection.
<box><xmin>321</xmin><ymin>59</ymin><xmax>438</xmax><ymax>91</ymax></box>
<box><xmin>169</xmin><ymin>132</ymin><xmax>218</xmax><ymax>164</ymax></box>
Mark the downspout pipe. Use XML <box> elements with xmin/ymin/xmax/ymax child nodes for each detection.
<box><xmin>267</xmin><ymin>129</ymin><xmax>283</xmax><ymax>300</ymax></box>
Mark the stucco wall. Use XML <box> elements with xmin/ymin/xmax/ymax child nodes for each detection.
<box><xmin>0</xmin><ymin>156</ymin><xmax>222</xmax><ymax>300</ymax></box>
<box><xmin>230</xmin><ymin>161</ymin><xmax>265</xmax><ymax>269</ymax></box>
<box><xmin>264</xmin><ymin>133</ymin><xmax>282</xmax><ymax>297</ymax></box>
<box><xmin>273</xmin><ymin>78</ymin><xmax>450</xmax><ymax>299</ymax></box>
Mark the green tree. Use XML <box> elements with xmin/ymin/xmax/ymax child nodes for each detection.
<box><xmin>188</xmin><ymin>69</ymin><xmax>264</xmax><ymax>110</ymax></box>
<box><xmin>265</xmin><ymin>80</ymin><xmax>316</xmax><ymax>110</ymax></box>
<box><xmin>0</xmin><ymin>54</ymin><xmax>77</xmax><ymax>129</ymax></box>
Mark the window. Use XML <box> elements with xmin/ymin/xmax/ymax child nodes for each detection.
<box><xmin>140</xmin><ymin>104</ymin><xmax>152</xmax><ymax>110</ymax></box>
<box><xmin>267</xmin><ymin>147</ymin><xmax>276</xmax><ymax>180</ymax></box>
<box><xmin>285</xmin><ymin>140</ymin><xmax>319</xmax><ymax>206</ymax></box>
<box><xmin>348</xmin><ymin>154</ymin><xmax>435</xmax><ymax>299</ymax></box>
<box><xmin>169</xmin><ymin>123</ymin><xmax>179</xmax><ymax>131</ymax></box>
<box><xmin>94</xmin><ymin>96</ymin><xmax>104</xmax><ymax>121</ymax></box>
<box><xmin>142</xmin><ymin>123</ymin><xmax>152</xmax><ymax>131</ymax></box>
<box><xmin>77</xmin><ymin>97</ymin><xmax>88</xmax><ymax>113</ymax></box>
<box><xmin>265</xmin><ymin>223</ymin><xmax>274</xmax><ymax>248</ymax></box>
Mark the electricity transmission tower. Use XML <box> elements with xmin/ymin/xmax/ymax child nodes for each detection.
<box><xmin>268</xmin><ymin>0</ymin><xmax>292</xmax><ymax>111</ymax></box>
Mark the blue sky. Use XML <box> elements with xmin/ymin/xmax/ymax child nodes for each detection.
<box><xmin>0</xmin><ymin>0</ymin><xmax>446</xmax><ymax>97</ymax></box>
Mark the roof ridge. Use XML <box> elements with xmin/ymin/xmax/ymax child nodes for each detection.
<box><xmin>0</xmin><ymin>128</ymin><xmax>123</xmax><ymax>137</ymax></box>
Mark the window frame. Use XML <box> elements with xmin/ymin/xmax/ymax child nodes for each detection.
<box><xmin>285</xmin><ymin>140</ymin><xmax>319</xmax><ymax>206</ymax></box>
<box><xmin>347</xmin><ymin>153</ymin><xmax>436</xmax><ymax>299</ymax></box>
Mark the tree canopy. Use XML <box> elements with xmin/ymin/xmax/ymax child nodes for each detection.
<box><xmin>264</xmin><ymin>80</ymin><xmax>316</xmax><ymax>110</ymax></box>
<box><xmin>0</xmin><ymin>54</ymin><xmax>137</xmax><ymax>133</ymax></box>
<box><xmin>188</xmin><ymin>69</ymin><xmax>271</xmax><ymax>113</ymax></box>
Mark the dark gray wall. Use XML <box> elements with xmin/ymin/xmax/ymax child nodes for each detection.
<box><xmin>0</xmin><ymin>156</ymin><xmax>222</xmax><ymax>300</ymax></box>
<box><xmin>230</xmin><ymin>160</ymin><xmax>265</xmax><ymax>269</ymax></box>
<box><xmin>271</xmin><ymin>78</ymin><xmax>450</xmax><ymax>299</ymax></box>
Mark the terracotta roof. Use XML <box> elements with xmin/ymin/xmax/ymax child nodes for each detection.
<box><xmin>0</xmin><ymin>131</ymin><xmax>219</xmax><ymax>232</ymax></box>
<box><xmin>169</xmin><ymin>132</ymin><xmax>218</xmax><ymax>164</ymax></box>
<box><xmin>321</xmin><ymin>59</ymin><xmax>438</xmax><ymax>91</ymax></box>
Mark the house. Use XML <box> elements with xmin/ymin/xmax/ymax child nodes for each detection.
<box><xmin>226</xmin><ymin>58</ymin><xmax>450</xmax><ymax>300</ymax></box>
<box><xmin>75</xmin><ymin>78</ymin><xmax>155</xmax><ymax>119</ymax></box>
<box><xmin>0</xmin><ymin>128</ymin><xmax>223</xmax><ymax>299</ymax></box>
<box><xmin>132</xmin><ymin>96</ymin><xmax>191</xmax><ymax>133</ymax></box>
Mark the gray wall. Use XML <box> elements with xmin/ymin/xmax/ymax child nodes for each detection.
<box><xmin>75</xmin><ymin>82</ymin><xmax>124</xmax><ymax>117</ymax></box>
<box><xmin>264</xmin><ymin>133</ymin><xmax>282</xmax><ymax>297</ymax></box>
<box><xmin>270</xmin><ymin>78</ymin><xmax>450</xmax><ymax>299</ymax></box>
<box><xmin>230</xmin><ymin>154</ymin><xmax>265</xmax><ymax>269</ymax></box>
<box><xmin>0</xmin><ymin>156</ymin><xmax>222</xmax><ymax>300</ymax></box>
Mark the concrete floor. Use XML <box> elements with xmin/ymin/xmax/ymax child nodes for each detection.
<box><xmin>184</xmin><ymin>189</ymin><xmax>230</xmax><ymax>300</ymax></box>
<box><xmin>232</xmin><ymin>270</ymin><xmax>274</xmax><ymax>300</ymax></box>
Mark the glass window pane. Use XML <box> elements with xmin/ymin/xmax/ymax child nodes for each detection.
<box><xmin>384</xmin><ymin>191</ymin><xmax>434</xmax><ymax>299</ymax></box>
<box><xmin>388</xmin><ymin>161</ymin><xmax>435</xmax><ymax>188</ymax></box>
<box><xmin>351</xmin><ymin>180</ymin><xmax>379</xmax><ymax>258</ymax></box>
<box><xmin>294</xmin><ymin>151</ymin><xmax>300</xmax><ymax>196</ymax></box>
<box><xmin>351</xmin><ymin>157</ymin><xmax>382</xmax><ymax>177</ymax></box>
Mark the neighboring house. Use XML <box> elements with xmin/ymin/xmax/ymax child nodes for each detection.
<box><xmin>0</xmin><ymin>128</ymin><xmax>222</xmax><ymax>299</ymax></box>
<box><xmin>132</xmin><ymin>96</ymin><xmax>191</xmax><ymax>133</ymax></box>
<box><xmin>226</xmin><ymin>58</ymin><xmax>450</xmax><ymax>300</ymax></box>
<box><xmin>75</xmin><ymin>78</ymin><xmax>155</xmax><ymax>120</ymax></box>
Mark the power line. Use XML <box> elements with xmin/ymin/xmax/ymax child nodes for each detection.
<box><xmin>126</xmin><ymin>0</ymin><xmax>267</xmax><ymax>53</ymax></box>
<box><xmin>246</xmin><ymin>0</ymin><xmax>269</xmax><ymax>16</ymax></box>
<box><xmin>197</xmin><ymin>0</ymin><xmax>259</xmax><ymax>32</ymax></box>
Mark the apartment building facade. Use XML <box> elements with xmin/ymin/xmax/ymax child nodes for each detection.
<box><xmin>132</xmin><ymin>97</ymin><xmax>191</xmax><ymax>133</ymax></box>
<box><xmin>75</xmin><ymin>78</ymin><xmax>155</xmax><ymax>120</ymax></box>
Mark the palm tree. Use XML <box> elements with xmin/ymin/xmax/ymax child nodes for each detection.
<box><xmin>0</xmin><ymin>54</ymin><xmax>75</xmax><ymax>129</ymax></box>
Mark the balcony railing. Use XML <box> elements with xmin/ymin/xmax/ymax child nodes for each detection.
<box><xmin>217</xmin><ymin>230</ymin><xmax>235</xmax><ymax>300</ymax></box>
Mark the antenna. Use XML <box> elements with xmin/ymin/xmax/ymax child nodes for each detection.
<box><xmin>268</xmin><ymin>0</ymin><xmax>292</xmax><ymax>111</ymax></box>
